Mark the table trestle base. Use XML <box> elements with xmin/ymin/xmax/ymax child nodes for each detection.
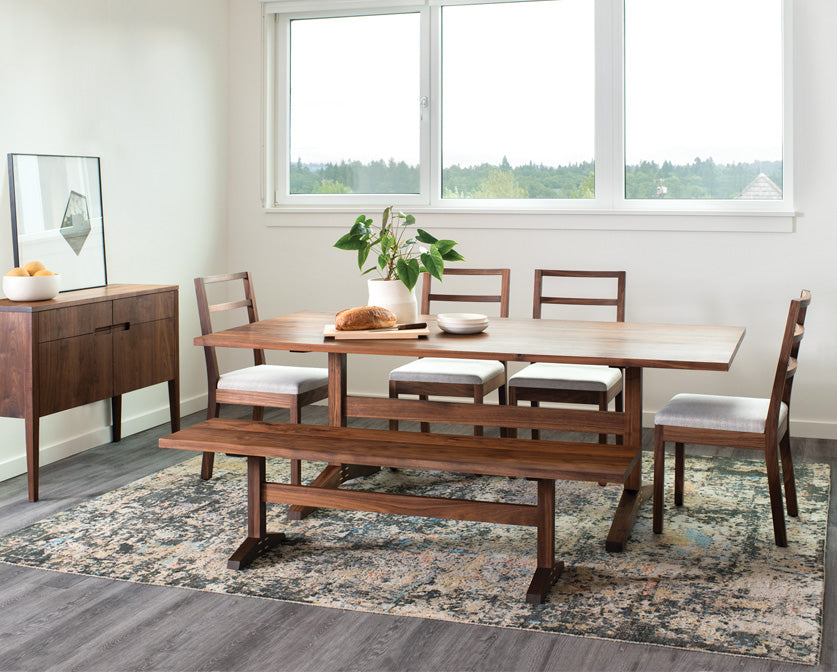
<box><xmin>237</xmin><ymin>458</ymin><xmax>561</xmax><ymax>603</ymax></box>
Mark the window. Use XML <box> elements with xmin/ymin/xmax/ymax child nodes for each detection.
<box><xmin>624</xmin><ymin>0</ymin><xmax>785</xmax><ymax>201</ymax></box>
<box><xmin>441</xmin><ymin>1</ymin><xmax>595</xmax><ymax>200</ymax></box>
<box><xmin>288</xmin><ymin>13</ymin><xmax>421</xmax><ymax>195</ymax></box>
<box><xmin>264</xmin><ymin>0</ymin><xmax>791</xmax><ymax>214</ymax></box>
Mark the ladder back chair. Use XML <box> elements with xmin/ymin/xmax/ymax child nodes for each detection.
<box><xmin>195</xmin><ymin>272</ymin><xmax>328</xmax><ymax>483</ymax></box>
<box><xmin>653</xmin><ymin>289</ymin><xmax>811</xmax><ymax>547</ymax></box>
<box><xmin>388</xmin><ymin>268</ymin><xmax>511</xmax><ymax>436</ymax></box>
<box><xmin>507</xmin><ymin>270</ymin><xmax>626</xmax><ymax>441</ymax></box>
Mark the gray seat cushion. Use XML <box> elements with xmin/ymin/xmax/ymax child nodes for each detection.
<box><xmin>218</xmin><ymin>365</ymin><xmax>329</xmax><ymax>395</ymax></box>
<box><xmin>508</xmin><ymin>363</ymin><xmax>622</xmax><ymax>392</ymax></box>
<box><xmin>654</xmin><ymin>393</ymin><xmax>788</xmax><ymax>433</ymax></box>
<box><xmin>389</xmin><ymin>358</ymin><xmax>505</xmax><ymax>385</ymax></box>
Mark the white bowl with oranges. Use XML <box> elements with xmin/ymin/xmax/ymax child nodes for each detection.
<box><xmin>3</xmin><ymin>261</ymin><xmax>60</xmax><ymax>301</ymax></box>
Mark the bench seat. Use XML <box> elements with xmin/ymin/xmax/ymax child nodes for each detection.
<box><xmin>160</xmin><ymin>417</ymin><xmax>642</xmax><ymax>604</ymax></box>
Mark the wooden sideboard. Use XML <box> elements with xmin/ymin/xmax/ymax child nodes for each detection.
<box><xmin>0</xmin><ymin>284</ymin><xmax>180</xmax><ymax>501</ymax></box>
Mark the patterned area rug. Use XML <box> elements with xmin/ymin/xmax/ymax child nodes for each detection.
<box><xmin>0</xmin><ymin>453</ymin><xmax>828</xmax><ymax>665</ymax></box>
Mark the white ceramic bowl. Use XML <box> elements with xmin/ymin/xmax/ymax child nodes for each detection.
<box><xmin>437</xmin><ymin>313</ymin><xmax>489</xmax><ymax>325</ymax></box>
<box><xmin>3</xmin><ymin>274</ymin><xmax>61</xmax><ymax>301</ymax></box>
<box><xmin>438</xmin><ymin>321</ymin><xmax>489</xmax><ymax>335</ymax></box>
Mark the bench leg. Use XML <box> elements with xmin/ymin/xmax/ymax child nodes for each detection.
<box><xmin>526</xmin><ymin>479</ymin><xmax>563</xmax><ymax>604</ymax></box>
<box><xmin>228</xmin><ymin>456</ymin><xmax>285</xmax><ymax>570</ymax></box>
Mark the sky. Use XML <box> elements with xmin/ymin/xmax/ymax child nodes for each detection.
<box><xmin>288</xmin><ymin>0</ymin><xmax>783</xmax><ymax>169</ymax></box>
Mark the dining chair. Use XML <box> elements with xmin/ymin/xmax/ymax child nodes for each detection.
<box><xmin>195</xmin><ymin>272</ymin><xmax>329</xmax><ymax>482</ymax></box>
<box><xmin>388</xmin><ymin>268</ymin><xmax>511</xmax><ymax>436</ymax></box>
<box><xmin>507</xmin><ymin>270</ymin><xmax>626</xmax><ymax>441</ymax></box>
<box><xmin>652</xmin><ymin>289</ymin><xmax>811</xmax><ymax>547</ymax></box>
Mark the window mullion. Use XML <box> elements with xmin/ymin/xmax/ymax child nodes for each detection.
<box><xmin>423</xmin><ymin>5</ymin><xmax>436</xmax><ymax>205</ymax></box>
<box><xmin>594</xmin><ymin>0</ymin><xmax>621</xmax><ymax>209</ymax></box>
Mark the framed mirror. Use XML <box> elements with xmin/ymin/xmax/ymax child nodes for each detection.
<box><xmin>7</xmin><ymin>153</ymin><xmax>107</xmax><ymax>291</ymax></box>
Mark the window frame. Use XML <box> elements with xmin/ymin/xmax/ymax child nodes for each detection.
<box><xmin>261</xmin><ymin>0</ymin><xmax>795</xmax><ymax>227</ymax></box>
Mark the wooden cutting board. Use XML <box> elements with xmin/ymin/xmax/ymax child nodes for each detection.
<box><xmin>323</xmin><ymin>324</ymin><xmax>430</xmax><ymax>339</ymax></box>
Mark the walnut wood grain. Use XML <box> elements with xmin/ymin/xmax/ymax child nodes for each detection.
<box><xmin>161</xmin><ymin>418</ymin><xmax>572</xmax><ymax>601</ymax></box>
<box><xmin>0</xmin><ymin>284</ymin><xmax>181</xmax><ymax>502</ymax></box>
<box><xmin>193</xmin><ymin>310</ymin><xmax>745</xmax><ymax>372</ymax></box>
<box><xmin>160</xmin><ymin>418</ymin><xmax>641</xmax><ymax>484</ymax></box>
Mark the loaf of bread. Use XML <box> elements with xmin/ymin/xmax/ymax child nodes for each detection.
<box><xmin>335</xmin><ymin>306</ymin><xmax>397</xmax><ymax>330</ymax></box>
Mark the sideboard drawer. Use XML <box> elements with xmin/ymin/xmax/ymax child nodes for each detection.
<box><xmin>113</xmin><ymin>291</ymin><xmax>176</xmax><ymax>325</ymax></box>
<box><xmin>38</xmin><ymin>302</ymin><xmax>112</xmax><ymax>342</ymax></box>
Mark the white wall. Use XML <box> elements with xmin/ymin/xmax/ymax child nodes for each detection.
<box><xmin>227</xmin><ymin>0</ymin><xmax>837</xmax><ymax>439</ymax></box>
<box><xmin>0</xmin><ymin>0</ymin><xmax>230</xmax><ymax>481</ymax></box>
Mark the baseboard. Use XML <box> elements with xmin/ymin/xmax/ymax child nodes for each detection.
<box><xmin>0</xmin><ymin>393</ymin><xmax>207</xmax><ymax>485</ymax></box>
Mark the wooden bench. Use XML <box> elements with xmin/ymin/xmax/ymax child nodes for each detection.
<box><xmin>159</xmin><ymin>417</ymin><xmax>641</xmax><ymax>604</ymax></box>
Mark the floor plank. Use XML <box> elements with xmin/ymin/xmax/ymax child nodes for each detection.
<box><xmin>0</xmin><ymin>407</ymin><xmax>832</xmax><ymax>671</ymax></box>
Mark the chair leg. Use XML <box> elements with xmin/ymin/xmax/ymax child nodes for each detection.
<box><xmin>507</xmin><ymin>387</ymin><xmax>518</xmax><ymax>439</ymax></box>
<box><xmin>419</xmin><ymin>395</ymin><xmax>430</xmax><ymax>433</ymax></box>
<box><xmin>765</xmin><ymin>441</ymin><xmax>788</xmax><ymax>547</ymax></box>
<box><xmin>598</xmin><ymin>393</ymin><xmax>609</xmax><ymax>444</ymax></box>
<box><xmin>778</xmin><ymin>431</ymin><xmax>798</xmax><ymax>517</ymax></box>
<box><xmin>200</xmin><ymin>452</ymin><xmax>215</xmax><ymax>481</ymax></box>
<box><xmin>389</xmin><ymin>382</ymin><xmax>399</xmax><ymax>432</ymax></box>
<box><xmin>201</xmin><ymin>397</ymin><xmax>221</xmax><ymax>480</ymax></box>
<box><xmin>614</xmin><ymin>391</ymin><xmax>624</xmax><ymax>445</ymax></box>
<box><xmin>498</xmin><ymin>384</ymin><xmax>508</xmax><ymax>438</ymax></box>
<box><xmin>653</xmin><ymin>426</ymin><xmax>665</xmax><ymax>534</ymax></box>
<box><xmin>289</xmin><ymin>401</ymin><xmax>302</xmax><ymax>486</ymax></box>
<box><xmin>473</xmin><ymin>388</ymin><xmax>484</xmax><ymax>437</ymax></box>
<box><xmin>530</xmin><ymin>400</ymin><xmax>540</xmax><ymax>441</ymax></box>
<box><xmin>674</xmin><ymin>442</ymin><xmax>685</xmax><ymax>507</ymax></box>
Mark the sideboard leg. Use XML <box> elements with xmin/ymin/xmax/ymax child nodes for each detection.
<box><xmin>168</xmin><ymin>378</ymin><xmax>180</xmax><ymax>432</ymax></box>
<box><xmin>25</xmin><ymin>414</ymin><xmax>39</xmax><ymax>502</ymax></box>
<box><xmin>111</xmin><ymin>395</ymin><xmax>122</xmax><ymax>442</ymax></box>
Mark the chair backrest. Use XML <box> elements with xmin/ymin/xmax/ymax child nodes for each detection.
<box><xmin>767</xmin><ymin>289</ymin><xmax>812</xmax><ymax>431</ymax></box>
<box><xmin>420</xmin><ymin>268</ymin><xmax>511</xmax><ymax>317</ymax></box>
<box><xmin>194</xmin><ymin>272</ymin><xmax>265</xmax><ymax>384</ymax></box>
<box><xmin>533</xmin><ymin>270</ymin><xmax>626</xmax><ymax>321</ymax></box>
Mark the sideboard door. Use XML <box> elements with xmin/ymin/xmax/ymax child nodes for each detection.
<box><xmin>112</xmin><ymin>290</ymin><xmax>178</xmax><ymax>395</ymax></box>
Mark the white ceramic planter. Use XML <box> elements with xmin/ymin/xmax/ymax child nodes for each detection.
<box><xmin>367</xmin><ymin>278</ymin><xmax>418</xmax><ymax>325</ymax></box>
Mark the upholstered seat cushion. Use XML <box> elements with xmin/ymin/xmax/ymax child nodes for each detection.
<box><xmin>654</xmin><ymin>393</ymin><xmax>788</xmax><ymax>433</ymax></box>
<box><xmin>508</xmin><ymin>363</ymin><xmax>622</xmax><ymax>392</ymax></box>
<box><xmin>218</xmin><ymin>365</ymin><xmax>329</xmax><ymax>395</ymax></box>
<box><xmin>389</xmin><ymin>358</ymin><xmax>505</xmax><ymax>385</ymax></box>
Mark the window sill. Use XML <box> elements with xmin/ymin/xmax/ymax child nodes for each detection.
<box><xmin>263</xmin><ymin>206</ymin><xmax>797</xmax><ymax>233</ymax></box>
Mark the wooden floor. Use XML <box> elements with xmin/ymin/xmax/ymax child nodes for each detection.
<box><xmin>0</xmin><ymin>407</ymin><xmax>833</xmax><ymax>672</ymax></box>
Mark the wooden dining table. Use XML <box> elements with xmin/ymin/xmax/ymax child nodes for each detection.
<box><xmin>194</xmin><ymin>310</ymin><xmax>745</xmax><ymax>552</ymax></box>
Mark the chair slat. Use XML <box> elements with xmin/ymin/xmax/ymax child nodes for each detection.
<box><xmin>541</xmin><ymin>297</ymin><xmax>620</xmax><ymax>307</ymax></box>
<box><xmin>209</xmin><ymin>299</ymin><xmax>252</xmax><ymax>313</ymax></box>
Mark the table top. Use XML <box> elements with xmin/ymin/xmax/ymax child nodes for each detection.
<box><xmin>195</xmin><ymin>310</ymin><xmax>745</xmax><ymax>372</ymax></box>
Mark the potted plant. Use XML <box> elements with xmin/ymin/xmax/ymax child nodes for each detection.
<box><xmin>333</xmin><ymin>206</ymin><xmax>464</xmax><ymax>322</ymax></box>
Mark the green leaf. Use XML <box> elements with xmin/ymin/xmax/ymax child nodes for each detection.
<box><xmin>441</xmin><ymin>249</ymin><xmax>465</xmax><ymax>262</ymax></box>
<box><xmin>334</xmin><ymin>233</ymin><xmax>365</xmax><ymax>250</ymax></box>
<box><xmin>381</xmin><ymin>206</ymin><xmax>392</xmax><ymax>230</ymax></box>
<box><xmin>415</xmin><ymin>228</ymin><xmax>438</xmax><ymax>244</ymax></box>
<box><xmin>360</xmin><ymin>266</ymin><xmax>377</xmax><ymax>276</ymax></box>
<box><xmin>404</xmin><ymin>214</ymin><xmax>416</xmax><ymax>225</ymax></box>
<box><xmin>396</xmin><ymin>258</ymin><xmax>421</xmax><ymax>291</ymax></box>
<box><xmin>434</xmin><ymin>239</ymin><xmax>457</xmax><ymax>255</ymax></box>
<box><xmin>378</xmin><ymin>253</ymin><xmax>388</xmax><ymax>270</ymax></box>
<box><xmin>421</xmin><ymin>247</ymin><xmax>444</xmax><ymax>281</ymax></box>
<box><xmin>357</xmin><ymin>246</ymin><xmax>370</xmax><ymax>270</ymax></box>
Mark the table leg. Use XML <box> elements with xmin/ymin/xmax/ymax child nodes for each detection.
<box><xmin>289</xmin><ymin>353</ymin><xmax>375</xmax><ymax>520</ymax></box>
<box><xmin>606</xmin><ymin>366</ymin><xmax>650</xmax><ymax>552</ymax></box>
<box><xmin>228</xmin><ymin>455</ymin><xmax>285</xmax><ymax>569</ymax></box>
<box><xmin>526</xmin><ymin>478</ymin><xmax>564</xmax><ymax>604</ymax></box>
